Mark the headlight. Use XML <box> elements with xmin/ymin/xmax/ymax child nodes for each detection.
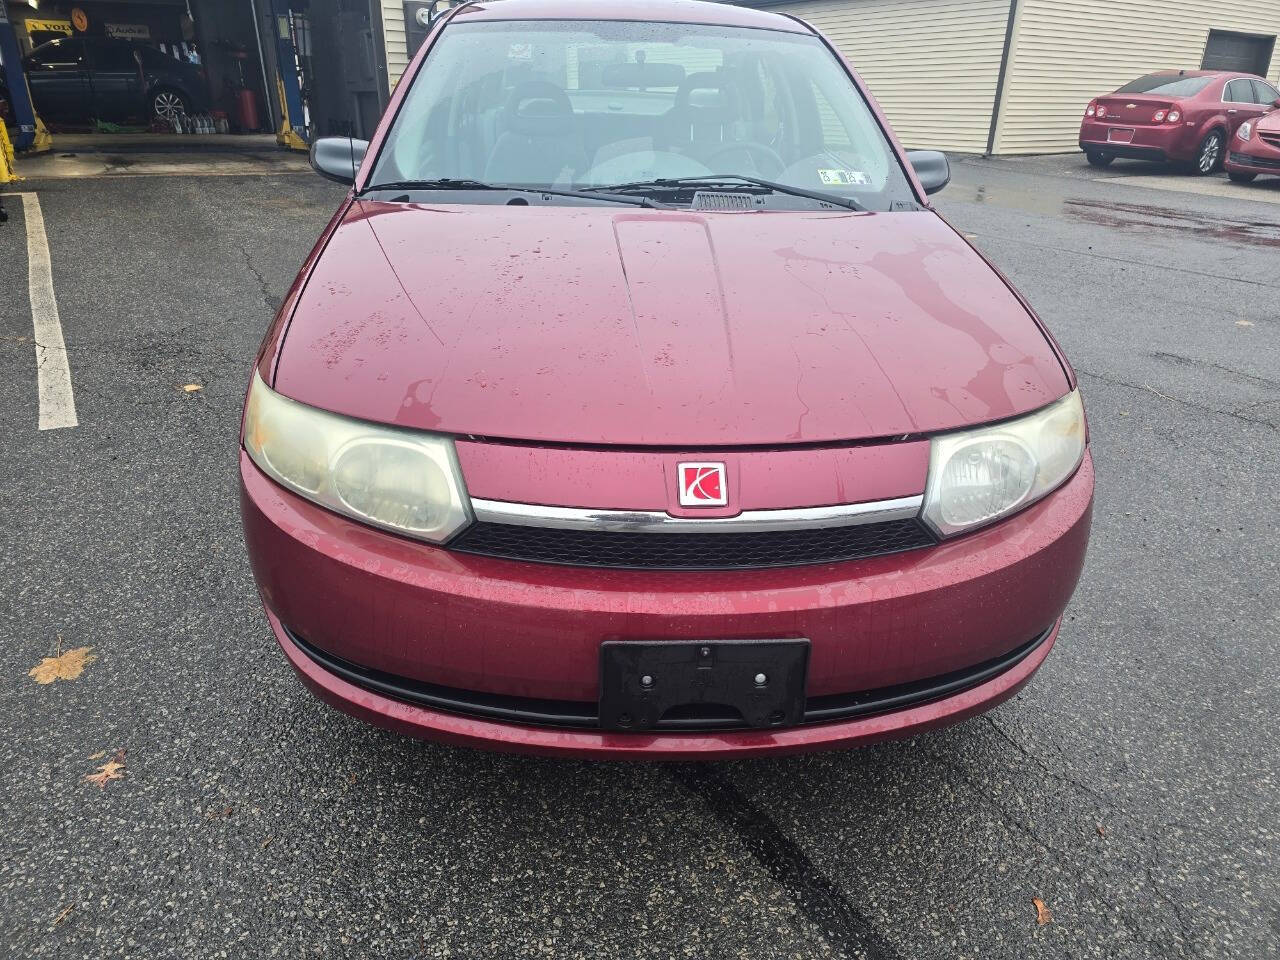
<box><xmin>243</xmin><ymin>371</ymin><xmax>471</xmax><ymax>543</ymax></box>
<box><xmin>1238</xmin><ymin>121</ymin><xmax>1253</xmax><ymax>141</ymax></box>
<box><xmin>922</xmin><ymin>390</ymin><xmax>1086</xmax><ymax>538</ymax></box>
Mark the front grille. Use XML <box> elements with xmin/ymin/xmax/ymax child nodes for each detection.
<box><xmin>449</xmin><ymin>517</ymin><xmax>936</xmax><ymax>569</ymax></box>
<box><xmin>285</xmin><ymin>625</ymin><xmax>1054</xmax><ymax>732</ymax></box>
<box><xmin>1231</xmin><ymin>150</ymin><xmax>1280</xmax><ymax>170</ymax></box>
<box><xmin>1259</xmin><ymin>134</ymin><xmax>1280</xmax><ymax>150</ymax></box>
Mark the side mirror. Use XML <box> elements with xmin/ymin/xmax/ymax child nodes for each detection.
<box><xmin>906</xmin><ymin>150</ymin><xmax>950</xmax><ymax>196</ymax></box>
<box><xmin>1273</xmin><ymin>97</ymin><xmax>1280</xmax><ymax>109</ymax></box>
<box><xmin>310</xmin><ymin>137</ymin><xmax>369</xmax><ymax>185</ymax></box>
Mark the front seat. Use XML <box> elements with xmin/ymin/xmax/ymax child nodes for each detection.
<box><xmin>484</xmin><ymin>81</ymin><xmax>585</xmax><ymax>185</ymax></box>
<box><xmin>660</xmin><ymin>71</ymin><xmax>745</xmax><ymax>159</ymax></box>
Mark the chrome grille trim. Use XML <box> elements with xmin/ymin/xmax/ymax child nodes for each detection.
<box><xmin>469</xmin><ymin>495</ymin><xmax>924</xmax><ymax>534</ymax></box>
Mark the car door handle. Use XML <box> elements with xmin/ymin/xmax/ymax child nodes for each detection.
<box><xmin>1227</xmin><ymin>108</ymin><xmax>1238</xmax><ymax>114</ymax></box>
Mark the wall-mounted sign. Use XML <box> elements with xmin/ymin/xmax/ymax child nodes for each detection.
<box><xmin>25</xmin><ymin>19</ymin><xmax>75</xmax><ymax>35</ymax></box>
<box><xmin>106</xmin><ymin>24</ymin><xmax>152</xmax><ymax>41</ymax></box>
<box><xmin>70</xmin><ymin>8</ymin><xmax>89</xmax><ymax>32</ymax></box>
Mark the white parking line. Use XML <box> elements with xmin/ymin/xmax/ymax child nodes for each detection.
<box><xmin>3</xmin><ymin>192</ymin><xmax>78</xmax><ymax>430</ymax></box>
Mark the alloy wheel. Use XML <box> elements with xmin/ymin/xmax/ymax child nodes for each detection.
<box><xmin>153</xmin><ymin>91</ymin><xmax>186</xmax><ymax>121</ymax></box>
<box><xmin>1198</xmin><ymin>133</ymin><xmax>1222</xmax><ymax>173</ymax></box>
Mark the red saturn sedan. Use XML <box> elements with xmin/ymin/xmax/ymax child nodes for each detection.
<box><xmin>1226</xmin><ymin>109</ymin><xmax>1280</xmax><ymax>183</ymax></box>
<box><xmin>1080</xmin><ymin>70</ymin><xmax>1279</xmax><ymax>174</ymax></box>
<box><xmin>241</xmin><ymin>0</ymin><xmax>1093</xmax><ymax>759</ymax></box>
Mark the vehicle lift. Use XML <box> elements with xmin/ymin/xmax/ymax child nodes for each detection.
<box><xmin>266</xmin><ymin>0</ymin><xmax>309</xmax><ymax>151</ymax></box>
<box><xmin>1</xmin><ymin>2</ymin><xmax>52</xmax><ymax>201</ymax></box>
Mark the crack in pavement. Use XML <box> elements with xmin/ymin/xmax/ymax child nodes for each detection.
<box><xmin>237</xmin><ymin>241</ymin><xmax>281</xmax><ymax>316</ymax></box>
<box><xmin>668</xmin><ymin>764</ymin><xmax>905</xmax><ymax>960</ymax></box>
<box><xmin>986</xmin><ymin>715</ymin><xmax>1110</xmax><ymax>807</ymax></box>
<box><xmin>1076</xmin><ymin>368</ymin><xmax>1278</xmax><ymax>430</ymax></box>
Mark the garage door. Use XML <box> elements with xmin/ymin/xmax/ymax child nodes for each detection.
<box><xmin>1202</xmin><ymin>30</ymin><xmax>1275</xmax><ymax>76</ymax></box>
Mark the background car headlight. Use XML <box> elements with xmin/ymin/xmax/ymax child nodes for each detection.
<box><xmin>922</xmin><ymin>390</ymin><xmax>1086</xmax><ymax>538</ymax></box>
<box><xmin>243</xmin><ymin>371</ymin><xmax>471</xmax><ymax>542</ymax></box>
<box><xmin>1238</xmin><ymin>121</ymin><xmax>1253</xmax><ymax>142</ymax></box>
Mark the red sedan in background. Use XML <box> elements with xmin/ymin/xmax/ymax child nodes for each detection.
<box><xmin>241</xmin><ymin>0</ymin><xmax>1093</xmax><ymax>759</ymax></box>
<box><xmin>1226</xmin><ymin>110</ymin><xmax>1280</xmax><ymax>183</ymax></box>
<box><xmin>1080</xmin><ymin>71</ymin><xmax>1280</xmax><ymax>174</ymax></box>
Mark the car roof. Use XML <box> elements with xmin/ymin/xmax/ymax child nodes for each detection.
<box><xmin>449</xmin><ymin>0</ymin><xmax>811</xmax><ymax>33</ymax></box>
<box><xmin>1142</xmin><ymin>69</ymin><xmax>1256</xmax><ymax>80</ymax></box>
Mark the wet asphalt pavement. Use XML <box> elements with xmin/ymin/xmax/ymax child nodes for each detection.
<box><xmin>1</xmin><ymin>154</ymin><xmax>1278</xmax><ymax>959</ymax></box>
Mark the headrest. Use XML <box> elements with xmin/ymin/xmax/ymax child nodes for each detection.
<box><xmin>503</xmin><ymin>80</ymin><xmax>575</xmax><ymax>136</ymax></box>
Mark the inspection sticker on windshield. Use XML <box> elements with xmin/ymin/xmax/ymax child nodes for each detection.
<box><xmin>817</xmin><ymin>169</ymin><xmax>869</xmax><ymax>186</ymax></box>
<box><xmin>508</xmin><ymin>43</ymin><xmax>533</xmax><ymax>60</ymax></box>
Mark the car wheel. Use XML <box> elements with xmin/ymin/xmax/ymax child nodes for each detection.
<box><xmin>1085</xmin><ymin>149</ymin><xmax>1115</xmax><ymax>168</ymax></box>
<box><xmin>1228</xmin><ymin>170</ymin><xmax>1258</xmax><ymax>184</ymax></box>
<box><xmin>1192</xmin><ymin>131</ymin><xmax>1224</xmax><ymax>175</ymax></box>
<box><xmin>151</xmin><ymin>89</ymin><xmax>190</xmax><ymax>122</ymax></box>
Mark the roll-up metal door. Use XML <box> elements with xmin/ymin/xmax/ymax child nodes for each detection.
<box><xmin>1202</xmin><ymin>30</ymin><xmax>1275</xmax><ymax>76</ymax></box>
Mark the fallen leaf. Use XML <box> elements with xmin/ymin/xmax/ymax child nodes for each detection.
<box><xmin>182</xmin><ymin>383</ymin><xmax>202</xmax><ymax>392</ymax></box>
<box><xmin>261</xmin><ymin>836</ymin><xmax>273</xmax><ymax>849</ymax></box>
<box><xmin>1033</xmin><ymin>897</ymin><xmax>1053</xmax><ymax>926</ymax></box>
<box><xmin>52</xmin><ymin>904</ymin><xmax>73</xmax><ymax>926</ymax></box>
<box><xmin>1235</xmin><ymin>320</ymin><xmax>1253</xmax><ymax>327</ymax></box>
<box><xmin>1096</xmin><ymin>823</ymin><xmax>1106</xmax><ymax>837</ymax></box>
<box><xmin>85</xmin><ymin>749</ymin><xmax>126</xmax><ymax>789</ymax></box>
<box><xmin>29</xmin><ymin>646</ymin><xmax>96</xmax><ymax>684</ymax></box>
<box><xmin>87</xmin><ymin>750</ymin><xmax>106</xmax><ymax>761</ymax></box>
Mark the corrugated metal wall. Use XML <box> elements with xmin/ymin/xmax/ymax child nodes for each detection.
<box><xmin>743</xmin><ymin>0</ymin><xmax>1011</xmax><ymax>152</ymax></box>
<box><xmin>996</xmin><ymin>0</ymin><xmax>1280</xmax><ymax>154</ymax></box>
<box><xmin>380</xmin><ymin>0</ymin><xmax>411</xmax><ymax>89</ymax></box>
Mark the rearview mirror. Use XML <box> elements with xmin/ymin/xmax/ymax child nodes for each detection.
<box><xmin>906</xmin><ymin>150</ymin><xmax>950</xmax><ymax>196</ymax></box>
<box><xmin>310</xmin><ymin>137</ymin><xmax>369</xmax><ymax>185</ymax></box>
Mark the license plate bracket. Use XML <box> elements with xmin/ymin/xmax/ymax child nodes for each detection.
<box><xmin>599</xmin><ymin>639</ymin><xmax>809</xmax><ymax>731</ymax></box>
<box><xmin>1107</xmin><ymin>128</ymin><xmax>1135</xmax><ymax>144</ymax></box>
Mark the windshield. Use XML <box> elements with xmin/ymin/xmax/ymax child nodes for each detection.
<box><xmin>368</xmin><ymin>19</ymin><xmax>917</xmax><ymax>211</ymax></box>
<box><xmin>1115</xmin><ymin>74</ymin><xmax>1216</xmax><ymax>97</ymax></box>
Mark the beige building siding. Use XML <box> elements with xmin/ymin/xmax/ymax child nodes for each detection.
<box><xmin>754</xmin><ymin>0</ymin><xmax>1011</xmax><ymax>152</ymax></box>
<box><xmin>380</xmin><ymin>1</ymin><xmax>411</xmax><ymax>90</ymax></box>
<box><xmin>996</xmin><ymin>0</ymin><xmax>1280</xmax><ymax>154</ymax></box>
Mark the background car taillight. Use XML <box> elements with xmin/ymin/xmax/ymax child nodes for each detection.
<box><xmin>1167</xmin><ymin>109</ymin><xmax>1181</xmax><ymax>123</ymax></box>
<box><xmin>1085</xmin><ymin>102</ymin><xmax>1097</xmax><ymax>118</ymax></box>
<box><xmin>1095</xmin><ymin>104</ymin><xmax>1107</xmax><ymax>119</ymax></box>
<box><xmin>1153</xmin><ymin>110</ymin><xmax>1167</xmax><ymax>122</ymax></box>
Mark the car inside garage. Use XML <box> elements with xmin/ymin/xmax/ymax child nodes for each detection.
<box><xmin>1</xmin><ymin>0</ymin><xmax>389</xmax><ymax>157</ymax></box>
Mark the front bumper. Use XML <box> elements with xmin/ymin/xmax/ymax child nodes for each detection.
<box><xmin>1226</xmin><ymin>140</ymin><xmax>1280</xmax><ymax>175</ymax></box>
<box><xmin>241</xmin><ymin>450</ymin><xmax>1094</xmax><ymax>758</ymax></box>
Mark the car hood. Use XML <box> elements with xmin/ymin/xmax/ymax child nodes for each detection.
<box><xmin>1256</xmin><ymin>110</ymin><xmax>1280</xmax><ymax>134</ymax></box>
<box><xmin>272</xmin><ymin>200</ymin><xmax>1069</xmax><ymax>446</ymax></box>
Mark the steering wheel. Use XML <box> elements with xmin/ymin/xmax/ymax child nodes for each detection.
<box><xmin>702</xmin><ymin>141</ymin><xmax>786</xmax><ymax>179</ymax></box>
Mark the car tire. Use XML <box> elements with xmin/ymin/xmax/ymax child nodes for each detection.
<box><xmin>1227</xmin><ymin>170</ymin><xmax>1258</xmax><ymax>184</ymax></box>
<box><xmin>150</xmin><ymin>88</ymin><xmax>190</xmax><ymax>123</ymax></box>
<box><xmin>1085</xmin><ymin>149</ymin><xmax>1115</xmax><ymax>168</ymax></box>
<box><xmin>1191</xmin><ymin>130</ymin><xmax>1224</xmax><ymax>175</ymax></box>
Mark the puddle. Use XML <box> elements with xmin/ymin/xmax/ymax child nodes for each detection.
<box><xmin>948</xmin><ymin>180</ymin><xmax>1280</xmax><ymax>249</ymax></box>
<box><xmin>1062</xmin><ymin>198</ymin><xmax>1280</xmax><ymax>249</ymax></box>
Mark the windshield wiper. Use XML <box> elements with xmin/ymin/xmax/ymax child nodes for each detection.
<box><xmin>582</xmin><ymin>175</ymin><xmax>868</xmax><ymax>212</ymax></box>
<box><xmin>359</xmin><ymin>178</ymin><xmax>669</xmax><ymax>209</ymax></box>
